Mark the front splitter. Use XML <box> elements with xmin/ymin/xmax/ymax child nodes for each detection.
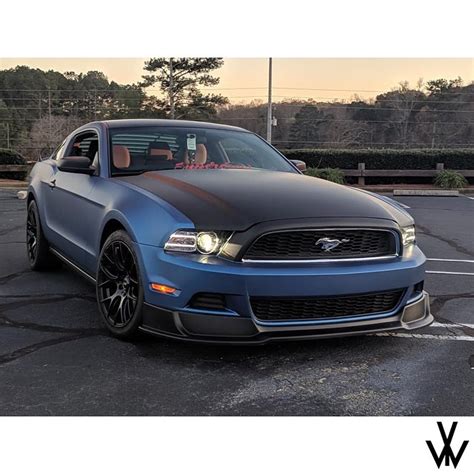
<box><xmin>139</xmin><ymin>291</ymin><xmax>433</xmax><ymax>345</ymax></box>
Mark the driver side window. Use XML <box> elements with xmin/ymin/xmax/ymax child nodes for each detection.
<box><xmin>67</xmin><ymin>131</ymin><xmax>100</xmax><ymax>172</ymax></box>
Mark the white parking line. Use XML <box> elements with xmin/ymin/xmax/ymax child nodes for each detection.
<box><xmin>374</xmin><ymin>332</ymin><xmax>474</xmax><ymax>342</ymax></box>
<box><xmin>398</xmin><ymin>203</ymin><xmax>411</xmax><ymax>209</ymax></box>
<box><xmin>427</xmin><ymin>258</ymin><xmax>474</xmax><ymax>264</ymax></box>
<box><xmin>462</xmin><ymin>195</ymin><xmax>474</xmax><ymax>200</ymax></box>
<box><xmin>370</xmin><ymin>321</ymin><xmax>474</xmax><ymax>341</ymax></box>
<box><xmin>426</xmin><ymin>270</ymin><xmax>474</xmax><ymax>276</ymax></box>
<box><xmin>432</xmin><ymin>322</ymin><xmax>474</xmax><ymax>329</ymax></box>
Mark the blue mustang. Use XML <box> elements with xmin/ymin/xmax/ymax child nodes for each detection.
<box><xmin>27</xmin><ymin>119</ymin><xmax>432</xmax><ymax>342</ymax></box>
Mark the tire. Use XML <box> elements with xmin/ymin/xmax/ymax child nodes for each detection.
<box><xmin>26</xmin><ymin>199</ymin><xmax>55</xmax><ymax>271</ymax></box>
<box><xmin>96</xmin><ymin>230</ymin><xmax>144</xmax><ymax>338</ymax></box>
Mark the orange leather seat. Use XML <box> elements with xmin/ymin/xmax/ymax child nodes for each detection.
<box><xmin>184</xmin><ymin>144</ymin><xmax>208</xmax><ymax>165</ymax></box>
<box><xmin>195</xmin><ymin>144</ymin><xmax>207</xmax><ymax>164</ymax></box>
<box><xmin>113</xmin><ymin>145</ymin><xmax>131</xmax><ymax>169</ymax></box>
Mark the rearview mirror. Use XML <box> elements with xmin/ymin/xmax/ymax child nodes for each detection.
<box><xmin>57</xmin><ymin>157</ymin><xmax>95</xmax><ymax>175</ymax></box>
<box><xmin>290</xmin><ymin>159</ymin><xmax>307</xmax><ymax>172</ymax></box>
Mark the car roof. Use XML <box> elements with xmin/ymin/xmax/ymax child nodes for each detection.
<box><xmin>83</xmin><ymin>119</ymin><xmax>249</xmax><ymax>132</ymax></box>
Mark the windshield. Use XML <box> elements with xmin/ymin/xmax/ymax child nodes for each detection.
<box><xmin>109</xmin><ymin>126</ymin><xmax>295</xmax><ymax>176</ymax></box>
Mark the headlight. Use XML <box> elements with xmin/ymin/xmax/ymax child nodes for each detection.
<box><xmin>164</xmin><ymin>231</ymin><xmax>197</xmax><ymax>252</ymax></box>
<box><xmin>401</xmin><ymin>225</ymin><xmax>416</xmax><ymax>246</ymax></box>
<box><xmin>196</xmin><ymin>232</ymin><xmax>220</xmax><ymax>254</ymax></box>
<box><xmin>165</xmin><ymin>230</ymin><xmax>229</xmax><ymax>255</ymax></box>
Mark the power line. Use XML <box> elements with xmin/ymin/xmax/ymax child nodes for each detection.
<box><xmin>3</xmin><ymin>115</ymin><xmax>474</xmax><ymax>126</ymax></box>
<box><xmin>5</xmin><ymin>104</ymin><xmax>474</xmax><ymax>114</ymax></box>
<box><xmin>2</xmin><ymin>86</ymin><xmax>474</xmax><ymax>94</ymax></box>
<box><xmin>221</xmin><ymin>97</ymin><xmax>474</xmax><ymax>105</ymax></box>
<box><xmin>272</xmin><ymin>86</ymin><xmax>474</xmax><ymax>94</ymax></box>
<box><xmin>218</xmin><ymin>117</ymin><xmax>474</xmax><ymax>125</ymax></box>
<box><xmin>240</xmin><ymin>104</ymin><xmax>474</xmax><ymax>113</ymax></box>
<box><xmin>0</xmin><ymin>95</ymin><xmax>474</xmax><ymax>107</ymax></box>
<box><xmin>3</xmin><ymin>92</ymin><xmax>474</xmax><ymax>103</ymax></box>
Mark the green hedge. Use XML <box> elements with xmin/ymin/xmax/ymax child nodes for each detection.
<box><xmin>305</xmin><ymin>167</ymin><xmax>345</xmax><ymax>184</ymax></box>
<box><xmin>280</xmin><ymin>148</ymin><xmax>474</xmax><ymax>170</ymax></box>
<box><xmin>0</xmin><ymin>149</ymin><xmax>28</xmax><ymax>180</ymax></box>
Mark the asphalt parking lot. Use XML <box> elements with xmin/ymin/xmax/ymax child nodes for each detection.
<box><xmin>0</xmin><ymin>189</ymin><xmax>473</xmax><ymax>415</ymax></box>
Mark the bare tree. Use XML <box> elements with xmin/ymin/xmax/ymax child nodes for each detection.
<box><xmin>321</xmin><ymin>105</ymin><xmax>369</xmax><ymax>148</ymax></box>
<box><xmin>26</xmin><ymin>116</ymin><xmax>84</xmax><ymax>159</ymax></box>
<box><xmin>374</xmin><ymin>81</ymin><xmax>426</xmax><ymax>148</ymax></box>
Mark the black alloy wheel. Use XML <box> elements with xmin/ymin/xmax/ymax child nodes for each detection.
<box><xmin>26</xmin><ymin>199</ymin><xmax>55</xmax><ymax>271</ymax></box>
<box><xmin>26</xmin><ymin>204</ymin><xmax>38</xmax><ymax>263</ymax></box>
<box><xmin>97</xmin><ymin>230</ymin><xmax>143</xmax><ymax>337</ymax></box>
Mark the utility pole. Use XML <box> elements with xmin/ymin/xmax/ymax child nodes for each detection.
<box><xmin>48</xmin><ymin>88</ymin><xmax>52</xmax><ymax>151</ymax></box>
<box><xmin>169</xmin><ymin>58</ymin><xmax>175</xmax><ymax>119</ymax></box>
<box><xmin>266</xmin><ymin>58</ymin><xmax>273</xmax><ymax>143</ymax></box>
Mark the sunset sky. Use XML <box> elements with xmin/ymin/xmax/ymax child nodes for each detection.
<box><xmin>1</xmin><ymin>58</ymin><xmax>473</xmax><ymax>102</ymax></box>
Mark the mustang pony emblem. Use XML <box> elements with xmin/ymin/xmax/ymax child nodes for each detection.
<box><xmin>315</xmin><ymin>237</ymin><xmax>350</xmax><ymax>252</ymax></box>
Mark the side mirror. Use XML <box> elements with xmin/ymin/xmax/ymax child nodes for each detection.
<box><xmin>290</xmin><ymin>159</ymin><xmax>307</xmax><ymax>173</ymax></box>
<box><xmin>57</xmin><ymin>157</ymin><xmax>95</xmax><ymax>175</ymax></box>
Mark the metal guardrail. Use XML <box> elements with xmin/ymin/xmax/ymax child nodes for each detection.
<box><xmin>0</xmin><ymin>165</ymin><xmax>30</xmax><ymax>172</ymax></box>
<box><xmin>343</xmin><ymin>163</ymin><xmax>474</xmax><ymax>185</ymax></box>
<box><xmin>0</xmin><ymin>162</ymin><xmax>35</xmax><ymax>174</ymax></box>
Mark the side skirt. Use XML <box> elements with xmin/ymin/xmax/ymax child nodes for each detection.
<box><xmin>49</xmin><ymin>248</ymin><xmax>96</xmax><ymax>284</ymax></box>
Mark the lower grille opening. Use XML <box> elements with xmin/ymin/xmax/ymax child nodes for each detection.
<box><xmin>251</xmin><ymin>289</ymin><xmax>405</xmax><ymax>321</ymax></box>
<box><xmin>414</xmin><ymin>281</ymin><xmax>424</xmax><ymax>293</ymax></box>
<box><xmin>189</xmin><ymin>293</ymin><xmax>227</xmax><ymax>311</ymax></box>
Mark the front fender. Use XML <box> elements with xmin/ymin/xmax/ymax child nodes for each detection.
<box><xmin>27</xmin><ymin>161</ymin><xmax>55</xmax><ymax>241</ymax></box>
<box><xmin>96</xmin><ymin>180</ymin><xmax>194</xmax><ymax>254</ymax></box>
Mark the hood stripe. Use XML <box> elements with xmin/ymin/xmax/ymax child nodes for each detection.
<box><xmin>143</xmin><ymin>171</ymin><xmax>237</xmax><ymax>216</ymax></box>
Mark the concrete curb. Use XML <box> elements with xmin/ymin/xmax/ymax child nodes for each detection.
<box><xmin>393</xmin><ymin>189</ymin><xmax>459</xmax><ymax>197</ymax></box>
<box><xmin>350</xmin><ymin>185</ymin><xmax>473</xmax><ymax>194</ymax></box>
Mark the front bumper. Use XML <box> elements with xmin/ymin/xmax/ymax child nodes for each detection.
<box><xmin>139</xmin><ymin>290</ymin><xmax>433</xmax><ymax>344</ymax></box>
<box><xmin>135</xmin><ymin>240</ymin><xmax>432</xmax><ymax>344</ymax></box>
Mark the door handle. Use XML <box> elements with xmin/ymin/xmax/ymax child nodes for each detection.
<box><xmin>48</xmin><ymin>179</ymin><xmax>56</xmax><ymax>189</ymax></box>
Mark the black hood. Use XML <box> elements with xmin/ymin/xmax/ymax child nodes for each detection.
<box><xmin>116</xmin><ymin>169</ymin><xmax>412</xmax><ymax>230</ymax></box>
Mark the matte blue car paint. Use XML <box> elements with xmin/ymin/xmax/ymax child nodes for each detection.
<box><xmin>137</xmin><ymin>242</ymin><xmax>425</xmax><ymax>321</ymax></box>
<box><xmin>28</xmin><ymin>119</ymin><xmax>431</xmax><ymax>340</ymax></box>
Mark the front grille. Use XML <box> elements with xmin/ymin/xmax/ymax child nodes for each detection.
<box><xmin>243</xmin><ymin>229</ymin><xmax>397</xmax><ymax>261</ymax></box>
<box><xmin>250</xmin><ymin>289</ymin><xmax>404</xmax><ymax>321</ymax></box>
<box><xmin>189</xmin><ymin>293</ymin><xmax>227</xmax><ymax>311</ymax></box>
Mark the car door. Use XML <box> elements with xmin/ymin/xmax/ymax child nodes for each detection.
<box><xmin>42</xmin><ymin>130</ymin><xmax>100</xmax><ymax>267</ymax></box>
